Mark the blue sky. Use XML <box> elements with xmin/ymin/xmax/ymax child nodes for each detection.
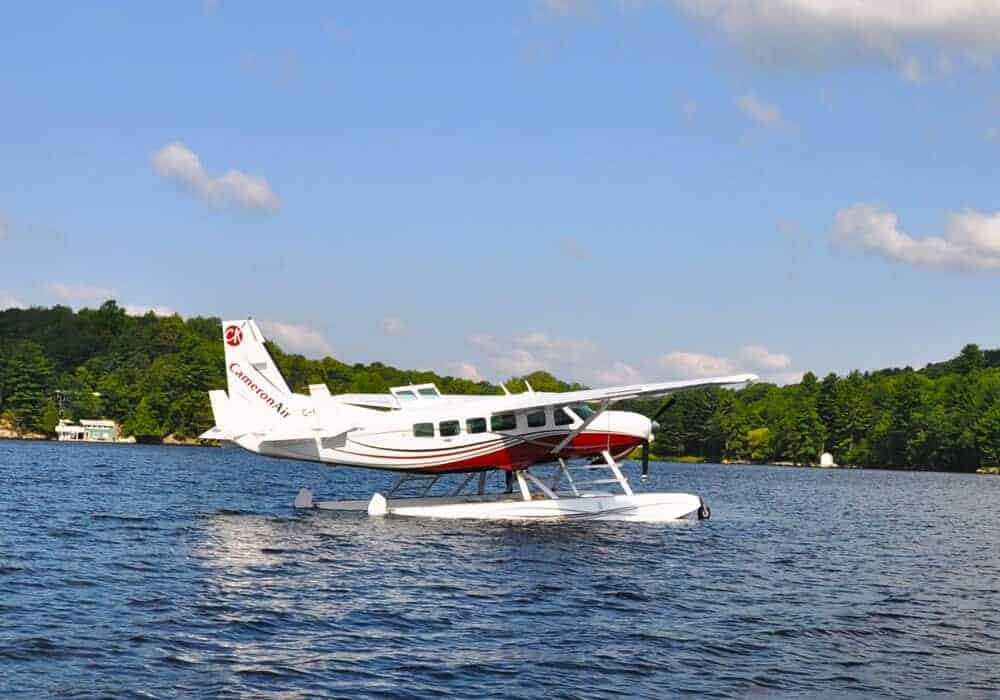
<box><xmin>3</xmin><ymin>1</ymin><xmax>1000</xmax><ymax>385</ymax></box>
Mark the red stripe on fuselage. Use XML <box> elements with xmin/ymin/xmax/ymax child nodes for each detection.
<box><xmin>395</xmin><ymin>431</ymin><xmax>644</xmax><ymax>473</ymax></box>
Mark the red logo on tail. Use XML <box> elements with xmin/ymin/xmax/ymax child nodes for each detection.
<box><xmin>225</xmin><ymin>325</ymin><xmax>243</xmax><ymax>347</ymax></box>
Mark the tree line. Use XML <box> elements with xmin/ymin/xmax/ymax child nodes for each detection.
<box><xmin>0</xmin><ymin>301</ymin><xmax>574</xmax><ymax>440</ymax></box>
<box><xmin>0</xmin><ymin>302</ymin><xmax>997</xmax><ymax>471</ymax></box>
<box><xmin>637</xmin><ymin>343</ymin><xmax>1000</xmax><ymax>472</ymax></box>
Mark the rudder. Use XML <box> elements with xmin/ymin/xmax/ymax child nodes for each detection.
<box><xmin>221</xmin><ymin>319</ymin><xmax>296</xmax><ymax>429</ymax></box>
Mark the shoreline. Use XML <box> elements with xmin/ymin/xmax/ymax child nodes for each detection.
<box><xmin>3</xmin><ymin>437</ymin><xmax>996</xmax><ymax>473</ymax></box>
<box><xmin>0</xmin><ymin>435</ymin><xmax>214</xmax><ymax>448</ymax></box>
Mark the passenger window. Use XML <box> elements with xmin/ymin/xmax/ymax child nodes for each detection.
<box><xmin>526</xmin><ymin>410</ymin><xmax>546</xmax><ymax>428</ymax></box>
<box><xmin>413</xmin><ymin>422</ymin><xmax>434</xmax><ymax>437</ymax></box>
<box><xmin>466</xmin><ymin>417</ymin><xmax>487</xmax><ymax>434</ymax></box>
<box><xmin>439</xmin><ymin>420</ymin><xmax>460</xmax><ymax>437</ymax></box>
<box><xmin>554</xmin><ymin>407</ymin><xmax>574</xmax><ymax>426</ymax></box>
<box><xmin>490</xmin><ymin>413</ymin><xmax>516</xmax><ymax>431</ymax></box>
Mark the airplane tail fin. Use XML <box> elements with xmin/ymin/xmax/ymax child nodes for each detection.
<box><xmin>199</xmin><ymin>390</ymin><xmax>236</xmax><ymax>441</ymax></box>
<box><xmin>219</xmin><ymin>319</ymin><xmax>296</xmax><ymax>432</ymax></box>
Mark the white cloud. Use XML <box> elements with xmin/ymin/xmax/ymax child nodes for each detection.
<box><xmin>769</xmin><ymin>371</ymin><xmax>806</xmax><ymax>386</ymax></box>
<box><xmin>381</xmin><ymin>316</ymin><xmax>408</xmax><ymax>336</ymax></box>
<box><xmin>494</xmin><ymin>348</ymin><xmax>547</xmax><ymax>376</ymax></box>
<box><xmin>737</xmin><ymin>344</ymin><xmax>791</xmax><ymax>371</ymax></box>
<box><xmin>595</xmin><ymin>361</ymin><xmax>642</xmax><ymax>385</ymax></box>
<box><xmin>123</xmin><ymin>304</ymin><xmax>177</xmax><ymax>317</ymax></box>
<box><xmin>668</xmin><ymin>0</ymin><xmax>1000</xmax><ymax>77</ymax></box>
<box><xmin>467</xmin><ymin>330</ymin><xmax>793</xmax><ymax>386</ymax></box>
<box><xmin>833</xmin><ymin>203</ymin><xmax>1000</xmax><ymax>271</ymax></box>
<box><xmin>657</xmin><ymin>351</ymin><xmax>735</xmax><ymax>379</ymax></box>
<box><xmin>0</xmin><ymin>293</ymin><xmax>27</xmax><ymax>310</ymax></box>
<box><xmin>738</xmin><ymin>93</ymin><xmax>783</xmax><ymax>127</ymax></box>
<box><xmin>657</xmin><ymin>346</ymin><xmax>796</xmax><ymax>382</ymax></box>
<box><xmin>468</xmin><ymin>331</ymin><xmax>602</xmax><ymax>382</ymax></box>
<box><xmin>452</xmin><ymin>362</ymin><xmax>484</xmax><ymax>382</ymax></box>
<box><xmin>258</xmin><ymin>320</ymin><xmax>334</xmax><ymax>358</ymax></box>
<box><xmin>516</xmin><ymin>332</ymin><xmax>597</xmax><ymax>364</ymax></box>
<box><xmin>46</xmin><ymin>282</ymin><xmax>116</xmax><ymax>304</ymax></box>
<box><xmin>151</xmin><ymin>142</ymin><xmax>280</xmax><ymax>212</ymax></box>
<box><xmin>467</xmin><ymin>333</ymin><xmax>500</xmax><ymax>353</ymax></box>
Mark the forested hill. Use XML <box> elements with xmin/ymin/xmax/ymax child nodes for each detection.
<box><xmin>642</xmin><ymin>343</ymin><xmax>1000</xmax><ymax>472</ymax></box>
<box><xmin>1</xmin><ymin>302</ymin><xmax>998</xmax><ymax>472</ymax></box>
<box><xmin>0</xmin><ymin>301</ymin><xmax>578</xmax><ymax>440</ymax></box>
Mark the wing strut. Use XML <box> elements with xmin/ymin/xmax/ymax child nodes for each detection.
<box><xmin>550</xmin><ymin>400</ymin><xmax>609</xmax><ymax>455</ymax></box>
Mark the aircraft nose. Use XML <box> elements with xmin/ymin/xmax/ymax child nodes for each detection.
<box><xmin>642</xmin><ymin>415</ymin><xmax>655</xmax><ymax>441</ymax></box>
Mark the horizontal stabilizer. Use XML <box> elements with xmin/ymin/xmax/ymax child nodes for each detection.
<box><xmin>201</xmin><ymin>389</ymin><xmax>236</xmax><ymax>441</ymax></box>
<box><xmin>258</xmin><ymin>437</ymin><xmax>321</xmax><ymax>461</ymax></box>
<box><xmin>198</xmin><ymin>426</ymin><xmax>233</xmax><ymax>441</ymax></box>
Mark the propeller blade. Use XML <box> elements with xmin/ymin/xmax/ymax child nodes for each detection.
<box><xmin>651</xmin><ymin>395</ymin><xmax>677</xmax><ymax>424</ymax></box>
<box><xmin>641</xmin><ymin>440</ymin><xmax>650</xmax><ymax>480</ymax></box>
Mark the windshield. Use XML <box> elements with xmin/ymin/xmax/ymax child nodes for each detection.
<box><xmin>570</xmin><ymin>404</ymin><xmax>595</xmax><ymax>419</ymax></box>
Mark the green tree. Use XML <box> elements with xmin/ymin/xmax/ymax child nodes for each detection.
<box><xmin>779</xmin><ymin>400</ymin><xmax>825</xmax><ymax>465</ymax></box>
<box><xmin>957</xmin><ymin>343</ymin><xmax>984</xmax><ymax>374</ymax></box>
<box><xmin>127</xmin><ymin>397</ymin><xmax>165</xmax><ymax>439</ymax></box>
<box><xmin>748</xmin><ymin>427</ymin><xmax>772</xmax><ymax>463</ymax></box>
<box><xmin>975</xmin><ymin>402</ymin><xmax>1000</xmax><ymax>467</ymax></box>
<box><xmin>0</xmin><ymin>340</ymin><xmax>54</xmax><ymax>432</ymax></box>
<box><xmin>40</xmin><ymin>399</ymin><xmax>60</xmax><ymax>435</ymax></box>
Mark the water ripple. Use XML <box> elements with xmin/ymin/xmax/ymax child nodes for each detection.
<box><xmin>1</xmin><ymin>441</ymin><xmax>999</xmax><ymax>698</ymax></box>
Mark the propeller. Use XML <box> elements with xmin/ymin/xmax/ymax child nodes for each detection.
<box><xmin>641</xmin><ymin>395</ymin><xmax>676</xmax><ymax>480</ymax></box>
<box><xmin>650</xmin><ymin>395</ymin><xmax>677</xmax><ymax>424</ymax></box>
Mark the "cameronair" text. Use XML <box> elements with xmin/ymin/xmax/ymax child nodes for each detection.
<box><xmin>229</xmin><ymin>363</ymin><xmax>291</xmax><ymax>418</ymax></box>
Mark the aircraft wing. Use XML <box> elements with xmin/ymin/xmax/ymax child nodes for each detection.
<box><xmin>501</xmin><ymin>373</ymin><xmax>758</xmax><ymax>412</ymax></box>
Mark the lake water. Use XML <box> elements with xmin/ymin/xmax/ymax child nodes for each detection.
<box><xmin>2</xmin><ymin>441</ymin><xmax>999</xmax><ymax>698</ymax></box>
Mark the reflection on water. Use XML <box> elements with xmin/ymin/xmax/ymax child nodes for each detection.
<box><xmin>2</xmin><ymin>441</ymin><xmax>1000</xmax><ymax>698</ymax></box>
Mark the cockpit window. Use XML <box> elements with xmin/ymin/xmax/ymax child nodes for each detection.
<box><xmin>526</xmin><ymin>410</ymin><xmax>546</xmax><ymax>428</ymax></box>
<box><xmin>418</xmin><ymin>387</ymin><xmax>439</xmax><ymax>398</ymax></box>
<box><xmin>396</xmin><ymin>390</ymin><xmax>417</xmax><ymax>402</ymax></box>
<box><xmin>553</xmin><ymin>407</ymin><xmax>574</xmax><ymax>426</ymax></box>
<box><xmin>466</xmin><ymin>417</ymin><xmax>487</xmax><ymax>434</ymax></box>
<box><xmin>490</xmin><ymin>413</ymin><xmax>516</xmax><ymax>431</ymax></box>
<box><xmin>570</xmin><ymin>404</ymin><xmax>596</xmax><ymax>419</ymax></box>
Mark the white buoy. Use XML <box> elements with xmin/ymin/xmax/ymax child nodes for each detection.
<box><xmin>367</xmin><ymin>492</ymin><xmax>389</xmax><ymax>517</ymax></box>
<box><xmin>820</xmin><ymin>452</ymin><xmax>837</xmax><ymax>468</ymax></box>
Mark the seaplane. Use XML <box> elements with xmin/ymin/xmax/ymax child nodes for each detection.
<box><xmin>202</xmin><ymin>319</ymin><xmax>756</xmax><ymax>522</ymax></box>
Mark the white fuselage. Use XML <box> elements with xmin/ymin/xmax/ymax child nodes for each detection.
<box><xmin>242</xmin><ymin>390</ymin><xmax>653</xmax><ymax>473</ymax></box>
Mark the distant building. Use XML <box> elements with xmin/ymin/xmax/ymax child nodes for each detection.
<box><xmin>56</xmin><ymin>419</ymin><xmax>120</xmax><ymax>443</ymax></box>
